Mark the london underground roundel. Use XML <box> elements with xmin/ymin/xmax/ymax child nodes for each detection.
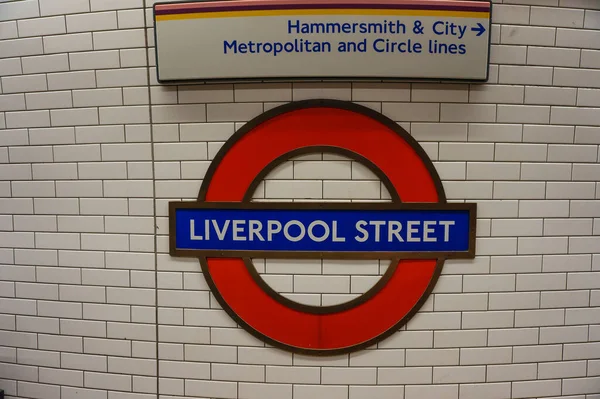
<box><xmin>169</xmin><ymin>100</ymin><xmax>476</xmax><ymax>355</ymax></box>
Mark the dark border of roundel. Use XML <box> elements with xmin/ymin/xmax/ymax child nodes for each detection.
<box><xmin>152</xmin><ymin>1</ymin><xmax>493</xmax><ymax>84</ymax></box>
<box><xmin>193</xmin><ymin>99</ymin><xmax>464</xmax><ymax>355</ymax></box>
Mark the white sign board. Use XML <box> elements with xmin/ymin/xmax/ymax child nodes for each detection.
<box><xmin>154</xmin><ymin>0</ymin><xmax>491</xmax><ymax>82</ymax></box>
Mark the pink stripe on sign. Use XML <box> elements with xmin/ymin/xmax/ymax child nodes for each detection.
<box><xmin>155</xmin><ymin>0</ymin><xmax>490</xmax><ymax>12</ymax></box>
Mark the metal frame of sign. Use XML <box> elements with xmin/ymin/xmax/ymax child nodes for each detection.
<box><xmin>168</xmin><ymin>99</ymin><xmax>477</xmax><ymax>355</ymax></box>
<box><xmin>170</xmin><ymin>200</ymin><xmax>477</xmax><ymax>260</ymax></box>
<box><xmin>152</xmin><ymin>0</ymin><xmax>493</xmax><ymax>84</ymax></box>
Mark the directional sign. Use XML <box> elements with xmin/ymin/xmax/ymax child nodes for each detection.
<box><xmin>154</xmin><ymin>0</ymin><xmax>492</xmax><ymax>82</ymax></box>
<box><xmin>169</xmin><ymin>100</ymin><xmax>477</xmax><ymax>355</ymax></box>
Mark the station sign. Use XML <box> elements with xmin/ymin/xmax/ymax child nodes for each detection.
<box><xmin>172</xmin><ymin>202</ymin><xmax>474</xmax><ymax>259</ymax></box>
<box><xmin>154</xmin><ymin>0</ymin><xmax>492</xmax><ymax>82</ymax></box>
<box><xmin>169</xmin><ymin>100</ymin><xmax>477</xmax><ymax>355</ymax></box>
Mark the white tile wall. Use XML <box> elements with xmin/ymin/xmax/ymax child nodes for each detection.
<box><xmin>0</xmin><ymin>0</ymin><xmax>599</xmax><ymax>398</ymax></box>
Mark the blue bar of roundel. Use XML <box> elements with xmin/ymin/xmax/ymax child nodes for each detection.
<box><xmin>174</xmin><ymin>208</ymin><xmax>470</xmax><ymax>253</ymax></box>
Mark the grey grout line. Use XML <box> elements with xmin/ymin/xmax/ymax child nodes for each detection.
<box><xmin>141</xmin><ymin>1</ymin><xmax>159</xmax><ymax>397</ymax></box>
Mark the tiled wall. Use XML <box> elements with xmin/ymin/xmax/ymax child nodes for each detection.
<box><xmin>1</xmin><ymin>0</ymin><xmax>600</xmax><ymax>398</ymax></box>
<box><xmin>249</xmin><ymin>153</ymin><xmax>390</xmax><ymax>307</ymax></box>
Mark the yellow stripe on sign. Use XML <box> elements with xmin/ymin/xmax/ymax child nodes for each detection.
<box><xmin>155</xmin><ymin>9</ymin><xmax>490</xmax><ymax>21</ymax></box>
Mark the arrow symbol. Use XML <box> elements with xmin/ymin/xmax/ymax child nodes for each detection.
<box><xmin>471</xmin><ymin>22</ymin><xmax>486</xmax><ymax>37</ymax></box>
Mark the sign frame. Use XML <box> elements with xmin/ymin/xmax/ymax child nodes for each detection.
<box><xmin>152</xmin><ymin>0</ymin><xmax>493</xmax><ymax>84</ymax></box>
<box><xmin>169</xmin><ymin>200</ymin><xmax>477</xmax><ymax>260</ymax></box>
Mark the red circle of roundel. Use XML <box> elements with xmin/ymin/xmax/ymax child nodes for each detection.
<box><xmin>198</xmin><ymin>100</ymin><xmax>446</xmax><ymax>355</ymax></box>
